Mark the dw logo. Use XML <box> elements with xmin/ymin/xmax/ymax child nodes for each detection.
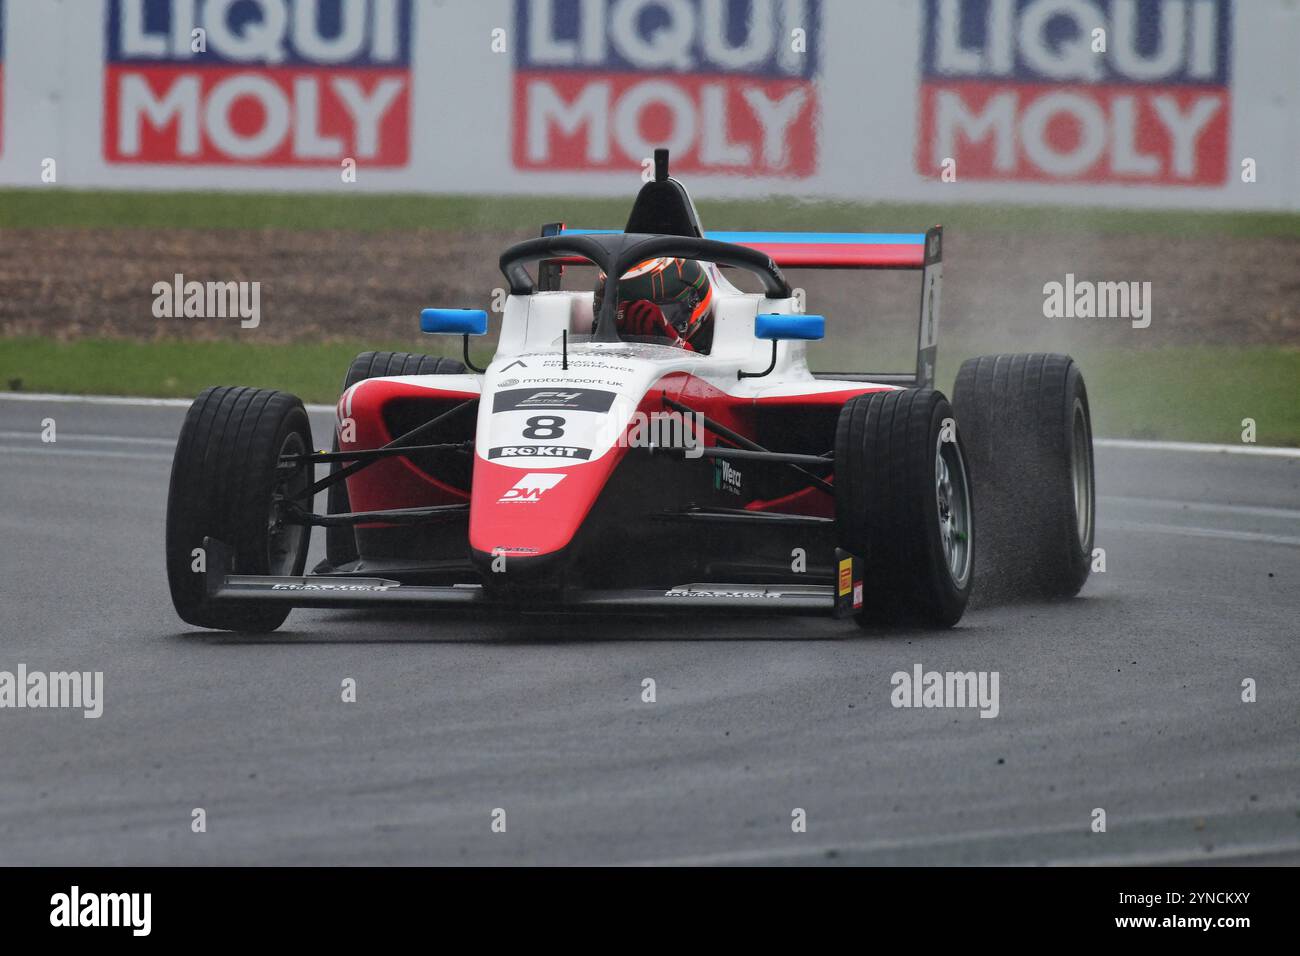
<box><xmin>499</xmin><ymin>472</ymin><xmax>567</xmax><ymax>503</ymax></box>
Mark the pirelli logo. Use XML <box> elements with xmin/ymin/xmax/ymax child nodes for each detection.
<box><xmin>838</xmin><ymin>558</ymin><xmax>853</xmax><ymax>598</ymax></box>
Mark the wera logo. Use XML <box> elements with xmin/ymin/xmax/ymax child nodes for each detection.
<box><xmin>152</xmin><ymin>273</ymin><xmax>261</xmax><ymax>328</ymax></box>
<box><xmin>50</xmin><ymin>886</ymin><xmax>151</xmax><ymax>937</ymax></box>
<box><xmin>499</xmin><ymin>472</ymin><xmax>565</xmax><ymax>503</ymax></box>
<box><xmin>714</xmin><ymin>458</ymin><xmax>742</xmax><ymax>495</ymax></box>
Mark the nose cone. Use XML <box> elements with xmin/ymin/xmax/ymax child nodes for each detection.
<box><xmin>468</xmin><ymin>455</ymin><xmax>622</xmax><ymax>576</ymax></box>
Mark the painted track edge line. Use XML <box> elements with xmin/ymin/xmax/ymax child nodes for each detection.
<box><xmin>1</xmin><ymin>394</ymin><xmax>1297</xmax><ymax>456</ymax></box>
<box><xmin>0</xmin><ymin>391</ymin><xmax>336</xmax><ymax>414</ymax></box>
<box><xmin>1094</xmin><ymin>438</ymin><xmax>1300</xmax><ymax>457</ymax></box>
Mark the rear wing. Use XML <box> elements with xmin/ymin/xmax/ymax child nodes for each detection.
<box><xmin>539</xmin><ymin>223</ymin><xmax>944</xmax><ymax>389</ymax></box>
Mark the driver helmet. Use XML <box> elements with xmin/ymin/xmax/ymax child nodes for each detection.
<box><xmin>592</xmin><ymin>257</ymin><xmax>714</xmax><ymax>351</ymax></box>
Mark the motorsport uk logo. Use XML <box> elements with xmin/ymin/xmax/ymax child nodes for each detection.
<box><xmin>104</xmin><ymin>0</ymin><xmax>413</xmax><ymax>166</ymax></box>
<box><xmin>916</xmin><ymin>0</ymin><xmax>1231</xmax><ymax>185</ymax></box>
<box><xmin>513</xmin><ymin>0</ymin><xmax>821</xmax><ymax>177</ymax></box>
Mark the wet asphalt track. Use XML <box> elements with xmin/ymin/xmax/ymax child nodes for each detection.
<box><xmin>0</xmin><ymin>396</ymin><xmax>1296</xmax><ymax>865</ymax></box>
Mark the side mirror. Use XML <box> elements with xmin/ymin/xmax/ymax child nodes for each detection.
<box><xmin>420</xmin><ymin>309</ymin><xmax>489</xmax><ymax>373</ymax></box>
<box><xmin>755</xmin><ymin>313</ymin><xmax>825</xmax><ymax>341</ymax></box>
<box><xmin>740</xmin><ymin>313</ymin><xmax>825</xmax><ymax>380</ymax></box>
<box><xmin>420</xmin><ymin>308</ymin><xmax>488</xmax><ymax>336</ymax></box>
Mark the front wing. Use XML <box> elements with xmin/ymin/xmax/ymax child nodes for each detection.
<box><xmin>203</xmin><ymin>538</ymin><xmax>864</xmax><ymax>618</ymax></box>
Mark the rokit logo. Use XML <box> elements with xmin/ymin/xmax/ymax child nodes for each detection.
<box><xmin>104</xmin><ymin>0</ymin><xmax>413</xmax><ymax>166</ymax></box>
<box><xmin>499</xmin><ymin>472</ymin><xmax>567</xmax><ymax>503</ymax></box>
<box><xmin>489</xmin><ymin>445</ymin><xmax>592</xmax><ymax>460</ymax></box>
<box><xmin>917</xmin><ymin>0</ymin><xmax>1231</xmax><ymax>185</ymax></box>
<box><xmin>513</xmin><ymin>0</ymin><xmax>821</xmax><ymax>177</ymax></box>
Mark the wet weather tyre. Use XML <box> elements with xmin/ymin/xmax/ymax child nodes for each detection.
<box><xmin>834</xmin><ymin>388</ymin><xmax>974</xmax><ymax>628</ymax></box>
<box><xmin>325</xmin><ymin>351</ymin><xmax>467</xmax><ymax>566</ymax></box>
<box><xmin>166</xmin><ymin>386</ymin><xmax>314</xmax><ymax>632</ymax></box>
<box><xmin>952</xmin><ymin>353</ymin><xmax>1094</xmax><ymax>601</ymax></box>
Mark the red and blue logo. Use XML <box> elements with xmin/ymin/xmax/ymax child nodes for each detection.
<box><xmin>513</xmin><ymin>0</ymin><xmax>821</xmax><ymax>177</ymax></box>
<box><xmin>104</xmin><ymin>0</ymin><xmax>412</xmax><ymax>166</ymax></box>
<box><xmin>916</xmin><ymin>0</ymin><xmax>1231</xmax><ymax>185</ymax></box>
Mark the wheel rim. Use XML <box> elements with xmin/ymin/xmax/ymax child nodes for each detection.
<box><xmin>268</xmin><ymin>432</ymin><xmax>309</xmax><ymax>576</ymax></box>
<box><xmin>1071</xmin><ymin>398</ymin><xmax>1094</xmax><ymax>549</ymax></box>
<box><xmin>935</xmin><ymin>432</ymin><xmax>973</xmax><ymax>588</ymax></box>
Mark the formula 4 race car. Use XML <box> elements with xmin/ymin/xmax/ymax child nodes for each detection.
<box><xmin>165</xmin><ymin>150</ymin><xmax>1095</xmax><ymax>633</ymax></box>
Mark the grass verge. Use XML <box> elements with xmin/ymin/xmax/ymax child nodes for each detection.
<box><xmin>2</xmin><ymin>338</ymin><xmax>1295</xmax><ymax>446</ymax></box>
<box><xmin>2</xmin><ymin>188</ymin><xmax>1298</xmax><ymax>237</ymax></box>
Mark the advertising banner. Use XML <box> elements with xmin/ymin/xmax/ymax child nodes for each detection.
<box><xmin>916</xmin><ymin>0</ymin><xmax>1232</xmax><ymax>186</ymax></box>
<box><xmin>0</xmin><ymin>0</ymin><xmax>1293</xmax><ymax>209</ymax></box>
<box><xmin>512</xmin><ymin>0</ymin><xmax>821</xmax><ymax>178</ymax></box>
<box><xmin>103</xmin><ymin>0</ymin><xmax>413</xmax><ymax>167</ymax></box>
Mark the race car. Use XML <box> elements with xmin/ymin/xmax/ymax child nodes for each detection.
<box><xmin>165</xmin><ymin>150</ymin><xmax>1095</xmax><ymax>633</ymax></box>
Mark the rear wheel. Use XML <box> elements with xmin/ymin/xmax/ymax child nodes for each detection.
<box><xmin>834</xmin><ymin>388</ymin><xmax>973</xmax><ymax>628</ymax></box>
<box><xmin>953</xmin><ymin>353</ymin><xmax>1094</xmax><ymax>600</ymax></box>
<box><xmin>165</xmin><ymin>386</ymin><xmax>313</xmax><ymax>632</ymax></box>
<box><xmin>325</xmin><ymin>351</ymin><xmax>466</xmax><ymax>566</ymax></box>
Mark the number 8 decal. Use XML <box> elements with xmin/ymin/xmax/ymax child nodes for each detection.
<box><xmin>523</xmin><ymin>416</ymin><xmax>566</xmax><ymax>439</ymax></box>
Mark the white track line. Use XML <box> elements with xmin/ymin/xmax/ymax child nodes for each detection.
<box><xmin>0</xmin><ymin>430</ymin><xmax>175</xmax><ymax>446</ymax></box>
<box><xmin>1100</xmin><ymin>519</ymin><xmax>1300</xmax><ymax>548</ymax></box>
<box><xmin>0</xmin><ymin>392</ymin><xmax>336</xmax><ymax>414</ymax></box>
<box><xmin>1101</xmin><ymin>495</ymin><xmax>1300</xmax><ymax>521</ymax></box>
<box><xmin>623</xmin><ymin>805</ymin><xmax>1300</xmax><ymax>866</ymax></box>
<box><xmin>0</xmin><ymin>392</ymin><xmax>1297</xmax><ymax>456</ymax></box>
<box><xmin>0</xmin><ymin>445</ymin><xmax>173</xmax><ymax>463</ymax></box>
<box><xmin>630</xmin><ymin>837</ymin><xmax>1300</xmax><ymax>868</ymax></box>
<box><xmin>6</xmin><ymin>430</ymin><xmax>1296</xmax><ymax>543</ymax></box>
<box><xmin>0</xmin><ymin>392</ymin><xmax>195</xmax><ymax>408</ymax></box>
<box><xmin>1095</xmin><ymin>437</ymin><xmax>1300</xmax><ymax>458</ymax></box>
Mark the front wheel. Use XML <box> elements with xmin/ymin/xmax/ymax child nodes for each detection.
<box><xmin>834</xmin><ymin>388</ymin><xmax>974</xmax><ymax>628</ymax></box>
<box><xmin>165</xmin><ymin>386</ymin><xmax>313</xmax><ymax>632</ymax></box>
<box><xmin>953</xmin><ymin>353</ymin><xmax>1094</xmax><ymax>600</ymax></box>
